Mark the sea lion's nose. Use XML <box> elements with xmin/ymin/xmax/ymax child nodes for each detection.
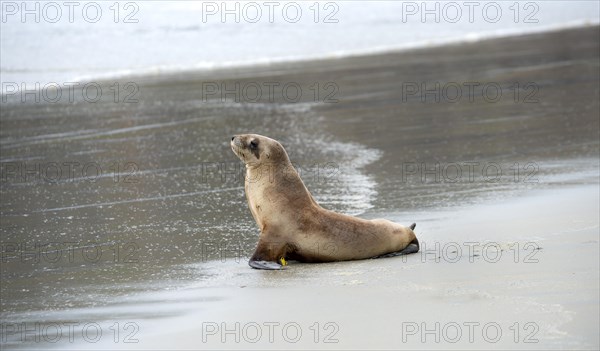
<box><xmin>231</xmin><ymin>136</ymin><xmax>235</xmax><ymax>141</ymax></box>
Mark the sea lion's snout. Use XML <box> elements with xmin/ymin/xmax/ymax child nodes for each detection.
<box><xmin>230</xmin><ymin>135</ymin><xmax>243</xmax><ymax>158</ymax></box>
<box><xmin>231</xmin><ymin>135</ymin><xmax>245</xmax><ymax>149</ymax></box>
<box><xmin>231</xmin><ymin>134</ymin><xmax>262</xmax><ymax>162</ymax></box>
<box><xmin>231</xmin><ymin>135</ymin><xmax>249</xmax><ymax>147</ymax></box>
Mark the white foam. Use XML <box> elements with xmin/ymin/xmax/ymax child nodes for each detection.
<box><xmin>64</xmin><ymin>20</ymin><xmax>600</xmax><ymax>87</ymax></box>
<box><xmin>279</xmin><ymin>104</ymin><xmax>382</xmax><ymax>216</ymax></box>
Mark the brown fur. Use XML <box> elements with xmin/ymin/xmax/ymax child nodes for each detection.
<box><xmin>231</xmin><ymin>134</ymin><xmax>419</xmax><ymax>268</ymax></box>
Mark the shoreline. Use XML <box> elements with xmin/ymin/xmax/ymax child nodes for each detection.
<box><xmin>66</xmin><ymin>20</ymin><xmax>600</xmax><ymax>88</ymax></box>
<box><xmin>1</xmin><ymin>22</ymin><xmax>598</xmax><ymax>98</ymax></box>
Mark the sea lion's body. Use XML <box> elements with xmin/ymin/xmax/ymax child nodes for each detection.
<box><xmin>231</xmin><ymin>134</ymin><xmax>419</xmax><ymax>269</ymax></box>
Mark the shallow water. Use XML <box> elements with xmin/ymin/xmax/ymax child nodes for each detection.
<box><xmin>2</xmin><ymin>1</ymin><xmax>599</xmax><ymax>89</ymax></box>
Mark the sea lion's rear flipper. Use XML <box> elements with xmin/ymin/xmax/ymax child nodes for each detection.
<box><xmin>397</xmin><ymin>239</ymin><xmax>419</xmax><ymax>255</ymax></box>
<box><xmin>409</xmin><ymin>223</ymin><xmax>416</xmax><ymax>230</ymax></box>
<box><xmin>373</xmin><ymin>238</ymin><xmax>420</xmax><ymax>258</ymax></box>
<box><xmin>249</xmin><ymin>260</ymin><xmax>284</xmax><ymax>270</ymax></box>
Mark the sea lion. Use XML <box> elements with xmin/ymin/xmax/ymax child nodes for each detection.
<box><xmin>231</xmin><ymin>134</ymin><xmax>419</xmax><ymax>270</ymax></box>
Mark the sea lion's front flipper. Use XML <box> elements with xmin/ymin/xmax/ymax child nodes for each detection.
<box><xmin>249</xmin><ymin>260</ymin><xmax>284</xmax><ymax>270</ymax></box>
<box><xmin>248</xmin><ymin>237</ymin><xmax>286</xmax><ymax>270</ymax></box>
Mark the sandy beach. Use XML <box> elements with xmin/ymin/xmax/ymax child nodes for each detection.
<box><xmin>1</xmin><ymin>25</ymin><xmax>599</xmax><ymax>350</ymax></box>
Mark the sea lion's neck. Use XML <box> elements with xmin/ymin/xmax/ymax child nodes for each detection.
<box><xmin>245</xmin><ymin>161</ymin><xmax>318</xmax><ymax>208</ymax></box>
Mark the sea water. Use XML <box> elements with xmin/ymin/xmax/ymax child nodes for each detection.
<box><xmin>1</xmin><ymin>0</ymin><xmax>599</xmax><ymax>92</ymax></box>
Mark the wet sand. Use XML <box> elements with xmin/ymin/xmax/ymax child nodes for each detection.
<box><xmin>98</xmin><ymin>184</ymin><xmax>600</xmax><ymax>350</ymax></box>
<box><xmin>1</xmin><ymin>26</ymin><xmax>599</xmax><ymax>349</ymax></box>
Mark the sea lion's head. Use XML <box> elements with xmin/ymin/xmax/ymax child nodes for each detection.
<box><xmin>231</xmin><ymin>134</ymin><xmax>288</xmax><ymax>165</ymax></box>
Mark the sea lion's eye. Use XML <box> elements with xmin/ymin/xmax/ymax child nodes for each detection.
<box><xmin>249</xmin><ymin>140</ymin><xmax>258</xmax><ymax>149</ymax></box>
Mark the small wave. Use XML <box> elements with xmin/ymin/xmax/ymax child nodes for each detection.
<box><xmin>279</xmin><ymin>104</ymin><xmax>382</xmax><ymax>216</ymax></box>
<box><xmin>65</xmin><ymin>20</ymin><xmax>600</xmax><ymax>85</ymax></box>
<box><xmin>5</xmin><ymin>20</ymin><xmax>597</xmax><ymax>94</ymax></box>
